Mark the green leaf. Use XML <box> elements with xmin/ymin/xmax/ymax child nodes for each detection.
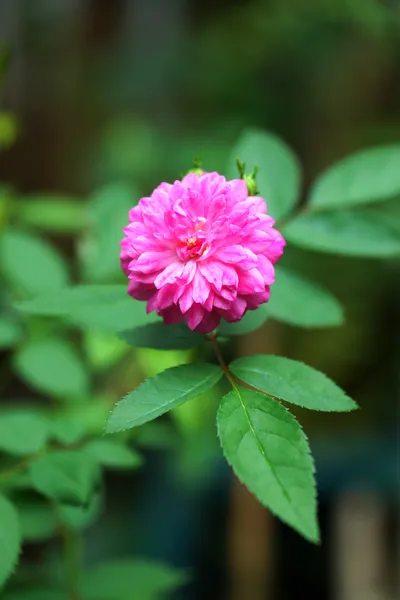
<box><xmin>79</xmin><ymin>559</ymin><xmax>187</xmax><ymax>600</ymax></box>
<box><xmin>118</xmin><ymin>321</ymin><xmax>203</xmax><ymax>350</ymax></box>
<box><xmin>84</xmin><ymin>440</ymin><xmax>143</xmax><ymax>470</ymax></box>
<box><xmin>49</xmin><ymin>416</ymin><xmax>87</xmax><ymax>446</ymax></box>
<box><xmin>15</xmin><ymin>285</ymin><xmax>158</xmax><ymax>332</ymax></box>
<box><xmin>230</xmin><ymin>355</ymin><xmax>357</xmax><ymax>411</ymax></box>
<box><xmin>14</xmin><ymin>338</ymin><xmax>89</xmax><ymax>400</ymax></box>
<box><xmin>2</xmin><ymin>590</ymin><xmax>68</xmax><ymax>600</ymax></box>
<box><xmin>227</xmin><ymin>128</ymin><xmax>301</xmax><ymax>219</ymax></box>
<box><xmin>17</xmin><ymin>196</ymin><xmax>86</xmax><ymax>234</ymax></box>
<box><xmin>267</xmin><ymin>266</ymin><xmax>344</xmax><ymax>328</ymax></box>
<box><xmin>0</xmin><ymin>473</ymin><xmax>32</xmax><ymax>493</ymax></box>
<box><xmin>218</xmin><ymin>305</ymin><xmax>268</xmax><ymax>336</ymax></box>
<box><xmin>80</xmin><ymin>182</ymin><xmax>136</xmax><ymax>281</ymax></box>
<box><xmin>28</xmin><ymin>450</ymin><xmax>100</xmax><ymax>506</ymax></box>
<box><xmin>0</xmin><ymin>229</ymin><xmax>69</xmax><ymax>296</ymax></box>
<box><xmin>282</xmin><ymin>209</ymin><xmax>400</xmax><ymax>257</ymax></box>
<box><xmin>56</xmin><ymin>490</ymin><xmax>102</xmax><ymax>531</ymax></box>
<box><xmin>83</xmin><ymin>330</ymin><xmax>128</xmax><ymax>370</ymax></box>
<box><xmin>309</xmin><ymin>145</ymin><xmax>400</xmax><ymax>209</ymax></box>
<box><xmin>0</xmin><ymin>112</ymin><xmax>18</xmax><ymax>149</ymax></box>
<box><xmin>217</xmin><ymin>388</ymin><xmax>318</xmax><ymax>542</ymax></box>
<box><xmin>0</xmin><ymin>494</ymin><xmax>21</xmax><ymax>587</ymax></box>
<box><xmin>106</xmin><ymin>364</ymin><xmax>223</xmax><ymax>433</ymax></box>
<box><xmin>15</xmin><ymin>494</ymin><xmax>57</xmax><ymax>541</ymax></box>
<box><xmin>0</xmin><ymin>412</ymin><xmax>49</xmax><ymax>456</ymax></box>
<box><xmin>0</xmin><ymin>317</ymin><xmax>23</xmax><ymax>349</ymax></box>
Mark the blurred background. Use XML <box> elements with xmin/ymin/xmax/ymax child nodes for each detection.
<box><xmin>0</xmin><ymin>1</ymin><xmax>399</xmax><ymax>599</ymax></box>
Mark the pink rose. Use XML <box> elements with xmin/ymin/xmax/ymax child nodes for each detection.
<box><xmin>121</xmin><ymin>172</ymin><xmax>285</xmax><ymax>333</ymax></box>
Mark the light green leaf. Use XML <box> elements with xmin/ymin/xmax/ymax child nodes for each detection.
<box><xmin>83</xmin><ymin>330</ymin><xmax>128</xmax><ymax>370</ymax></box>
<box><xmin>15</xmin><ymin>494</ymin><xmax>57</xmax><ymax>541</ymax></box>
<box><xmin>0</xmin><ymin>317</ymin><xmax>23</xmax><ymax>349</ymax></box>
<box><xmin>267</xmin><ymin>266</ymin><xmax>344</xmax><ymax>328</ymax></box>
<box><xmin>28</xmin><ymin>450</ymin><xmax>100</xmax><ymax>506</ymax></box>
<box><xmin>0</xmin><ymin>412</ymin><xmax>49</xmax><ymax>456</ymax></box>
<box><xmin>84</xmin><ymin>440</ymin><xmax>143</xmax><ymax>470</ymax></box>
<box><xmin>17</xmin><ymin>196</ymin><xmax>86</xmax><ymax>234</ymax></box>
<box><xmin>14</xmin><ymin>285</ymin><xmax>127</xmax><ymax>317</ymax></box>
<box><xmin>0</xmin><ymin>229</ymin><xmax>69</xmax><ymax>296</ymax></box>
<box><xmin>118</xmin><ymin>322</ymin><xmax>203</xmax><ymax>350</ymax></box>
<box><xmin>56</xmin><ymin>490</ymin><xmax>102</xmax><ymax>531</ymax></box>
<box><xmin>79</xmin><ymin>559</ymin><xmax>187</xmax><ymax>600</ymax></box>
<box><xmin>217</xmin><ymin>388</ymin><xmax>319</xmax><ymax>542</ymax></box>
<box><xmin>309</xmin><ymin>145</ymin><xmax>400</xmax><ymax>209</ymax></box>
<box><xmin>106</xmin><ymin>364</ymin><xmax>223</xmax><ymax>433</ymax></box>
<box><xmin>230</xmin><ymin>355</ymin><xmax>357</xmax><ymax>411</ymax></box>
<box><xmin>49</xmin><ymin>416</ymin><xmax>88</xmax><ymax>446</ymax></box>
<box><xmin>218</xmin><ymin>305</ymin><xmax>268</xmax><ymax>336</ymax></box>
<box><xmin>80</xmin><ymin>182</ymin><xmax>137</xmax><ymax>281</ymax></box>
<box><xmin>0</xmin><ymin>494</ymin><xmax>21</xmax><ymax>587</ymax></box>
<box><xmin>282</xmin><ymin>209</ymin><xmax>400</xmax><ymax>257</ymax></box>
<box><xmin>15</xmin><ymin>285</ymin><xmax>158</xmax><ymax>332</ymax></box>
<box><xmin>14</xmin><ymin>338</ymin><xmax>89</xmax><ymax>400</ymax></box>
<box><xmin>227</xmin><ymin>128</ymin><xmax>301</xmax><ymax>219</ymax></box>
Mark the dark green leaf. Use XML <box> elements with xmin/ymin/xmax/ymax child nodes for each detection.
<box><xmin>283</xmin><ymin>209</ymin><xmax>400</xmax><ymax>257</ymax></box>
<box><xmin>2</xmin><ymin>590</ymin><xmax>68</xmax><ymax>600</ymax></box>
<box><xmin>28</xmin><ymin>450</ymin><xmax>100</xmax><ymax>506</ymax></box>
<box><xmin>134</xmin><ymin>422</ymin><xmax>178</xmax><ymax>450</ymax></box>
<box><xmin>227</xmin><ymin>128</ymin><xmax>301</xmax><ymax>219</ymax></box>
<box><xmin>56</xmin><ymin>490</ymin><xmax>102</xmax><ymax>531</ymax></box>
<box><xmin>0</xmin><ymin>412</ymin><xmax>49</xmax><ymax>456</ymax></box>
<box><xmin>217</xmin><ymin>388</ymin><xmax>319</xmax><ymax>542</ymax></box>
<box><xmin>218</xmin><ymin>305</ymin><xmax>268</xmax><ymax>336</ymax></box>
<box><xmin>79</xmin><ymin>559</ymin><xmax>187</xmax><ymax>600</ymax></box>
<box><xmin>14</xmin><ymin>338</ymin><xmax>89</xmax><ymax>400</ymax></box>
<box><xmin>309</xmin><ymin>145</ymin><xmax>400</xmax><ymax>209</ymax></box>
<box><xmin>230</xmin><ymin>355</ymin><xmax>357</xmax><ymax>411</ymax></box>
<box><xmin>0</xmin><ymin>473</ymin><xmax>32</xmax><ymax>493</ymax></box>
<box><xmin>118</xmin><ymin>321</ymin><xmax>203</xmax><ymax>350</ymax></box>
<box><xmin>15</xmin><ymin>285</ymin><xmax>158</xmax><ymax>332</ymax></box>
<box><xmin>267</xmin><ymin>266</ymin><xmax>344</xmax><ymax>328</ymax></box>
<box><xmin>84</xmin><ymin>440</ymin><xmax>143</xmax><ymax>470</ymax></box>
<box><xmin>15</xmin><ymin>494</ymin><xmax>57</xmax><ymax>541</ymax></box>
<box><xmin>0</xmin><ymin>317</ymin><xmax>23</xmax><ymax>349</ymax></box>
<box><xmin>16</xmin><ymin>196</ymin><xmax>86</xmax><ymax>234</ymax></box>
<box><xmin>0</xmin><ymin>230</ymin><xmax>69</xmax><ymax>296</ymax></box>
<box><xmin>0</xmin><ymin>112</ymin><xmax>18</xmax><ymax>149</ymax></box>
<box><xmin>0</xmin><ymin>494</ymin><xmax>21</xmax><ymax>586</ymax></box>
<box><xmin>107</xmin><ymin>364</ymin><xmax>223</xmax><ymax>433</ymax></box>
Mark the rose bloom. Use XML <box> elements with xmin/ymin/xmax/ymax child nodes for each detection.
<box><xmin>121</xmin><ymin>172</ymin><xmax>285</xmax><ymax>334</ymax></box>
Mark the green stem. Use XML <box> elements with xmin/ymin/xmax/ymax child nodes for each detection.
<box><xmin>0</xmin><ymin>454</ymin><xmax>41</xmax><ymax>483</ymax></box>
<box><xmin>60</xmin><ymin>525</ymin><xmax>82</xmax><ymax>600</ymax></box>
<box><xmin>208</xmin><ymin>333</ymin><xmax>280</xmax><ymax>402</ymax></box>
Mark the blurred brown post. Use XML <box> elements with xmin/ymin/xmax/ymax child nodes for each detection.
<box><xmin>332</xmin><ymin>491</ymin><xmax>389</xmax><ymax>600</ymax></box>
<box><xmin>228</xmin><ymin>478</ymin><xmax>275</xmax><ymax>600</ymax></box>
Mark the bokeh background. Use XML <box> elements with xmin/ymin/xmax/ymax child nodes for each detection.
<box><xmin>0</xmin><ymin>1</ymin><xmax>399</xmax><ymax>599</ymax></box>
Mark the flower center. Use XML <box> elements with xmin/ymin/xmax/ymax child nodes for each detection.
<box><xmin>176</xmin><ymin>232</ymin><xmax>208</xmax><ymax>261</ymax></box>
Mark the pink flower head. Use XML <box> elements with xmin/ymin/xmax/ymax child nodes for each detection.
<box><xmin>121</xmin><ymin>172</ymin><xmax>285</xmax><ymax>334</ymax></box>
